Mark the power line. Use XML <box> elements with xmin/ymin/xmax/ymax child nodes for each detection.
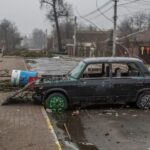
<box><xmin>82</xmin><ymin>0</ymin><xmax>112</xmax><ymax>18</ymax></box>
<box><xmin>88</xmin><ymin>5</ymin><xmax>113</xmax><ymax>21</ymax></box>
<box><xmin>76</xmin><ymin>8</ymin><xmax>105</xmax><ymax>31</ymax></box>
<box><xmin>118</xmin><ymin>0</ymin><xmax>141</xmax><ymax>6</ymax></box>
<box><xmin>118</xmin><ymin>29</ymin><xmax>147</xmax><ymax>40</ymax></box>
<box><xmin>96</xmin><ymin>0</ymin><xmax>113</xmax><ymax>23</ymax></box>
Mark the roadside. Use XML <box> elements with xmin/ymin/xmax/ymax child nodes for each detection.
<box><xmin>0</xmin><ymin>55</ymin><xmax>58</xmax><ymax>150</ymax></box>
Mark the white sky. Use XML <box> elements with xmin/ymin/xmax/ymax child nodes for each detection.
<box><xmin>0</xmin><ymin>0</ymin><xmax>149</xmax><ymax>36</ymax></box>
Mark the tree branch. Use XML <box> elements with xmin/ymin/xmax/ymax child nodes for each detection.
<box><xmin>41</xmin><ymin>0</ymin><xmax>54</xmax><ymax>7</ymax></box>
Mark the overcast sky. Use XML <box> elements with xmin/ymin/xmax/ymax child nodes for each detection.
<box><xmin>0</xmin><ymin>0</ymin><xmax>149</xmax><ymax>36</ymax></box>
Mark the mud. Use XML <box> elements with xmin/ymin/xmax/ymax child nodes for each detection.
<box><xmin>47</xmin><ymin>106</ymin><xmax>150</xmax><ymax>150</ymax></box>
<box><xmin>48</xmin><ymin>111</ymin><xmax>98</xmax><ymax>150</ymax></box>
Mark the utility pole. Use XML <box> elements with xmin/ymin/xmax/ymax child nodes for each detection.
<box><xmin>52</xmin><ymin>24</ymin><xmax>55</xmax><ymax>51</ymax></box>
<box><xmin>45</xmin><ymin>29</ymin><xmax>48</xmax><ymax>56</ymax></box>
<box><xmin>112</xmin><ymin>0</ymin><xmax>118</xmax><ymax>56</ymax></box>
<box><xmin>73</xmin><ymin>16</ymin><xmax>77</xmax><ymax>56</ymax></box>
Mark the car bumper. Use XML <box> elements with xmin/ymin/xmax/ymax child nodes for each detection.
<box><xmin>32</xmin><ymin>94</ymin><xmax>42</xmax><ymax>103</ymax></box>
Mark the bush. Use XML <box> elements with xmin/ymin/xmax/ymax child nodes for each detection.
<box><xmin>5</xmin><ymin>50</ymin><xmax>52</xmax><ymax>58</ymax></box>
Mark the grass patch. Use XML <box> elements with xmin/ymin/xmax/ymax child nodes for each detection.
<box><xmin>5</xmin><ymin>50</ymin><xmax>52</xmax><ymax>58</ymax></box>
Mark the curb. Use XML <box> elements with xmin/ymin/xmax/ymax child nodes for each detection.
<box><xmin>41</xmin><ymin>107</ymin><xmax>62</xmax><ymax>150</ymax></box>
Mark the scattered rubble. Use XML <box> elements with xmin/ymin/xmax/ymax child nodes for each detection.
<box><xmin>46</xmin><ymin>108</ymin><xmax>52</xmax><ymax>113</ymax></box>
<box><xmin>105</xmin><ymin>132</ymin><xmax>110</xmax><ymax>136</ymax></box>
<box><xmin>132</xmin><ymin>115</ymin><xmax>137</xmax><ymax>117</ymax></box>
<box><xmin>0</xmin><ymin>69</ymin><xmax>10</xmax><ymax>77</ymax></box>
<box><xmin>72</xmin><ymin>110</ymin><xmax>80</xmax><ymax>116</ymax></box>
<box><xmin>115</xmin><ymin>112</ymin><xmax>119</xmax><ymax>117</ymax></box>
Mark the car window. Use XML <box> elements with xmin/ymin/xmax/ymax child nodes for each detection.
<box><xmin>69</xmin><ymin>61</ymin><xmax>86</xmax><ymax>79</ymax></box>
<box><xmin>112</xmin><ymin>63</ymin><xmax>143</xmax><ymax>78</ymax></box>
<box><xmin>81</xmin><ymin>63</ymin><xmax>110</xmax><ymax>78</ymax></box>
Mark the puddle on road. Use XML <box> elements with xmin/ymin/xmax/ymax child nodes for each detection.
<box><xmin>49</xmin><ymin>112</ymin><xmax>98</xmax><ymax>150</ymax></box>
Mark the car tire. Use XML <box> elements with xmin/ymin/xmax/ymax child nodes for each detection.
<box><xmin>136</xmin><ymin>91</ymin><xmax>150</xmax><ymax>109</ymax></box>
<box><xmin>45</xmin><ymin>93</ymin><xmax>68</xmax><ymax>112</ymax></box>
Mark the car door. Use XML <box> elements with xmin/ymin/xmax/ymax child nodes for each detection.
<box><xmin>111</xmin><ymin>62</ymin><xmax>144</xmax><ymax>103</ymax></box>
<box><xmin>76</xmin><ymin>63</ymin><xmax>112</xmax><ymax>104</ymax></box>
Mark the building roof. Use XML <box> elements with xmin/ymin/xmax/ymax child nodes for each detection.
<box><xmin>129</xmin><ymin>30</ymin><xmax>150</xmax><ymax>43</ymax></box>
<box><xmin>76</xmin><ymin>30</ymin><xmax>111</xmax><ymax>43</ymax></box>
<box><xmin>83</xmin><ymin>57</ymin><xmax>143</xmax><ymax>64</ymax></box>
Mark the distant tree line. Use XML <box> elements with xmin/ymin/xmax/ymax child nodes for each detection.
<box><xmin>0</xmin><ymin>19</ymin><xmax>22</xmax><ymax>51</ymax></box>
<box><xmin>118</xmin><ymin>12</ymin><xmax>150</xmax><ymax>48</ymax></box>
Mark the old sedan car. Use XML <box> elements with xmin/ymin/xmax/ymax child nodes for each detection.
<box><xmin>33</xmin><ymin>57</ymin><xmax>150</xmax><ymax>111</ymax></box>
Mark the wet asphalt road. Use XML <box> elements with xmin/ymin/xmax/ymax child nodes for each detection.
<box><xmin>47</xmin><ymin>106</ymin><xmax>150</xmax><ymax>150</ymax></box>
<box><xmin>28</xmin><ymin>57</ymin><xmax>150</xmax><ymax>150</ymax></box>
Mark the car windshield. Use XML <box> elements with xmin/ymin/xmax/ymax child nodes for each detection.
<box><xmin>68</xmin><ymin>61</ymin><xmax>86</xmax><ymax>79</ymax></box>
<box><xmin>145</xmin><ymin>65</ymin><xmax>150</xmax><ymax>72</ymax></box>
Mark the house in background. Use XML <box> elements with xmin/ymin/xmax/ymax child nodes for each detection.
<box><xmin>66</xmin><ymin>30</ymin><xmax>111</xmax><ymax>57</ymax></box>
<box><xmin>118</xmin><ymin>30</ymin><xmax>150</xmax><ymax>64</ymax></box>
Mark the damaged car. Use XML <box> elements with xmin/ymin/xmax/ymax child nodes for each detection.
<box><xmin>33</xmin><ymin>57</ymin><xmax>150</xmax><ymax>111</ymax></box>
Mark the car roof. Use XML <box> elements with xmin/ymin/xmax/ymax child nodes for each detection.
<box><xmin>83</xmin><ymin>57</ymin><xmax>143</xmax><ymax>64</ymax></box>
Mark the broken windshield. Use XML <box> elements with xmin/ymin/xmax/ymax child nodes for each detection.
<box><xmin>68</xmin><ymin>61</ymin><xmax>86</xmax><ymax>79</ymax></box>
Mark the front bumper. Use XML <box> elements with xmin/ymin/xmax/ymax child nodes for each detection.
<box><xmin>32</xmin><ymin>94</ymin><xmax>42</xmax><ymax>103</ymax></box>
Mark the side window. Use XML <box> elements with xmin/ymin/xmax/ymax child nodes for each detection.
<box><xmin>112</xmin><ymin>63</ymin><xmax>143</xmax><ymax>78</ymax></box>
<box><xmin>127</xmin><ymin>63</ymin><xmax>143</xmax><ymax>77</ymax></box>
<box><xmin>82</xmin><ymin>63</ymin><xmax>110</xmax><ymax>78</ymax></box>
<box><xmin>112</xmin><ymin>63</ymin><xmax>128</xmax><ymax>77</ymax></box>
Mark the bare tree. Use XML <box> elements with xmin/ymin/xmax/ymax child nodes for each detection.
<box><xmin>40</xmin><ymin>0</ymin><xmax>70</xmax><ymax>52</ymax></box>
<box><xmin>31</xmin><ymin>28</ymin><xmax>46</xmax><ymax>49</ymax></box>
<box><xmin>119</xmin><ymin>12</ymin><xmax>149</xmax><ymax>36</ymax></box>
<box><xmin>117</xmin><ymin>12</ymin><xmax>150</xmax><ymax>57</ymax></box>
<box><xmin>0</xmin><ymin>19</ymin><xmax>22</xmax><ymax>51</ymax></box>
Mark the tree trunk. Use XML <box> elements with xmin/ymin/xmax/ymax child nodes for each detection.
<box><xmin>53</xmin><ymin>1</ymin><xmax>62</xmax><ymax>52</ymax></box>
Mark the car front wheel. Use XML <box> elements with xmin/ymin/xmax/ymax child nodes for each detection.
<box><xmin>136</xmin><ymin>91</ymin><xmax>150</xmax><ymax>109</ymax></box>
<box><xmin>45</xmin><ymin>93</ymin><xmax>68</xmax><ymax>112</ymax></box>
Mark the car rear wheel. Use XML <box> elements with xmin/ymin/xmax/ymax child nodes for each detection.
<box><xmin>136</xmin><ymin>91</ymin><xmax>150</xmax><ymax>109</ymax></box>
<box><xmin>45</xmin><ymin>93</ymin><xmax>68</xmax><ymax>112</ymax></box>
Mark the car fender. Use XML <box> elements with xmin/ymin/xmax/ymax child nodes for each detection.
<box><xmin>136</xmin><ymin>88</ymin><xmax>150</xmax><ymax>99</ymax></box>
<box><xmin>43</xmin><ymin>88</ymin><xmax>70</xmax><ymax>103</ymax></box>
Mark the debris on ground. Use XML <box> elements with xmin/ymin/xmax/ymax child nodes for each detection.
<box><xmin>53</xmin><ymin>56</ymin><xmax>60</xmax><ymax>59</ymax></box>
<box><xmin>0</xmin><ymin>79</ymin><xmax>20</xmax><ymax>92</ymax></box>
<box><xmin>106</xmin><ymin>112</ymin><xmax>113</xmax><ymax>115</ymax></box>
<box><xmin>1</xmin><ymin>81</ymin><xmax>35</xmax><ymax>105</ymax></box>
<box><xmin>115</xmin><ymin>112</ymin><xmax>119</xmax><ymax>117</ymax></box>
<box><xmin>132</xmin><ymin>115</ymin><xmax>137</xmax><ymax>117</ymax></box>
<box><xmin>64</xmin><ymin>123</ymin><xmax>71</xmax><ymax>140</ymax></box>
<box><xmin>78</xmin><ymin>142</ymin><xmax>94</xmax><ymax>146</ymax></box>
<box><xmin>0</xmin><ymin>69</ymin><xmax>10</xmax><ymax>77</ymax></box>
<box><xmin>122</xmin><ymin>113</ymin><xmax>127</xmax><ymax>116</ymax></box>
<box><xmin>46</xmin><ymin>108</ymin><xmax>52</xmax><ymax>113</ymax></box>
<box><xmin>116</xmin><ymin>141</ymin><xmax>120</xmax><ymax>144</ymax></box>
<box><xmin>126</xmin><ymin>105</ymin><xmax>130</xmax><ymax>108</ymax></box>
<box><xmin>102</xmin><ymin>109</ymin><xmax>116</xmax><ymax>114</ymax></box>
<box><xmin>72</xmin><ymin>110</ymin><xmax>80</xmax><ymax>116</ymax></box>
<box><xmin>105</xmin><ymin>132</ymin><xmax>110</xmax><ymax>136</ymax></box>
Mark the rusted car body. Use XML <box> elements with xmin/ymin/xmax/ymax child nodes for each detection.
<box><xmin>33</xmin><ymin>57</ymin><xmax>150</xmax><ymax>110</ymax></box>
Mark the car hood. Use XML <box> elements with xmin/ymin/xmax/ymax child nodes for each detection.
<box><xmin>35</xmin><ymin>74</ymin><xmax>77</xmax><ymax>86</ymax></box>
